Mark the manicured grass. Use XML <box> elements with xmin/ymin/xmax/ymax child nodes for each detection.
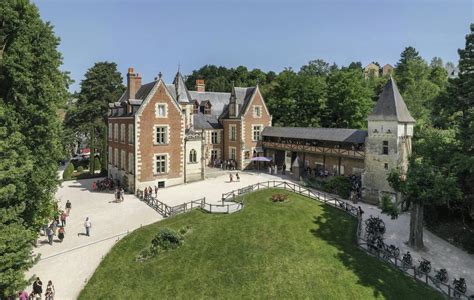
<box><xmin>79</xmin><ymin>189</ymin><xmax>442</xmax><ymax>299</ymax></box>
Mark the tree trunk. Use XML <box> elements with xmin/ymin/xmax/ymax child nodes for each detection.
<box><xmin>89</xmin><ymin>127</ymin><xmax>95</xmax><ymax>175</ymax></box>
<box><xmin>408</xmin><ymin>201</ymin><xmax>424</xmax><ymax>250</ymax></box>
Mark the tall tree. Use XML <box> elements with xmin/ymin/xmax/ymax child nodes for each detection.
<box><xmin>299</xmin><ymin>59</ymin><xmax>330</xmax><ymax>77</ymax></box>
<box><xmin>395</xmin><ymin>46</ymin><xmax>423</xmax><ymax>91</ymax></box>
<box><xmin>68</xmin><ymin>62</ymin><xmax>125</xmax><ymax>172</ymax></box>
<box><xmin>324</xmin><ymin>69</ymin><xmax>373</xmax><ymax>128</ymax></box>
<box><xmin>0</xmin><ymin>0</ymin><xmax>68</xmax><ymax>295</ymax></box>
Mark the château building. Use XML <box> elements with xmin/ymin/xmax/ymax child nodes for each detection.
<box><xmin>107</xmin><ymin>68</ymin><xmax>271</xmax><ymax>191</ymax></box>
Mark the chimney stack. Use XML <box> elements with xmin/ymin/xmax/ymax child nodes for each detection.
<box><xmin>196</xmin><ymin>79</ymin><xmax>205</xmax><ymax>92</ymax></box>
<box><xmin>127</xmin><ymin>67</ymin><xmax>142</xmax><ymax>100</ymax></box>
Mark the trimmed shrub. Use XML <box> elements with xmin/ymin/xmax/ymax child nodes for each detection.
<box><xmin>322</xmin><ymin>176</ymin><xmax>352</xmax><ymax>199</ymax></box>
<box><xmin>271</xmin><ymin>193</ymin><xmax>288</xmax><ymax>202</ymax></box>
<box><xmin>63</xmin><ymin>163</ymin><xmax>74</xmax><ymax>180</ymax></box>
<box><xmin>77</xmin><ymin>166</ymin><xmax>84</xmax><ymax>173</ymax></box>
<box><xmin>151</xmin><ymin>228</ymin><xmax>183</xmax><ymax>250</ymax></box>
<box><xmin>94</xmin><ymin>156</ymin><xmax>101</xmax><ymax>171</ymax></box>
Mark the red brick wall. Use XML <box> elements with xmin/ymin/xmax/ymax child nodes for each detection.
<box><xmin>222</xmin><ymin>119</ymin><xmax>241</xmax><ymax>165</ymax></box>
<box><xmin>242</xmin><ymin>88</ymin><xmax>272</xmax><ymax>168</ymax></box>
<box><xmin>137</xmin><ymin>82</ymin><xmax>183</xmax><ymax>182</ymax></box>
<box><xmin>108</xmin><ymin>118</ymin><xmax>134</xmax><ymax>172</ymax></box>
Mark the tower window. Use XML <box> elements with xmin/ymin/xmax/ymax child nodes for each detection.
<box><xmin>384</xmin><ymin>163</ymin><xmax>389</xmax><ymax>170</ymax></box>
<box><xmin>382</xmin><ymin>141</ymin><xmax>389</xmax><ymax>155</ymax></box>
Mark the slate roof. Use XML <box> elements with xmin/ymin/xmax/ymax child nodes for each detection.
<box><xmin>368</xmin><ymin>77</ymin><xmax>415</xmax><ymax>123</ymax></box>
<box><xmin>220</xmin><ymin>87</ymin><xmax>256</xmax><ymax>118</ymax></box>
<box><xmin>262</xmin><ymin>127</ymin><xmax>368</xmax><ymax>144</ymax></box>
<box><xmin>188</xmin><ymin>91</ymin><xmax>230</xmax><ymax>116</ymax></box>
<box><xmin>173</xmin><ymin>72</ymin><xmax>193</xmax><ymax>103</ymax></box>
<box><xmin>193</xmin><ymin>114</ymin><xmax>223</xmax><ymax>130</ymax></box>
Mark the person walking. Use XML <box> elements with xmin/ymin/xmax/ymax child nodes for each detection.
<box><xmin>229</xmin><ymin>173</ymin><xmax>233</xmax><ymax>183</ymax></box>
<box><xmin>46</xmin><ymin>225</ymin><xmax>54</xmax><ymax>245</ymax></box>
<box><xmin>18</xmin><ymin>290</ymin><xmax>29</xmax><ymax>300</ymax></box>
<box><xmin>65</xmin><ymin>200</ymin><xmax>71</xmax><ymax>214</ymax></box>
<box><xmin>84</xmin><ymin>217</ymin><xmax>92</xmax><ymax>236</ymax></box>
<box><xmin>282</xmin><ymin>163</ymin><xmax>286</xmax><ymax>175</ymax></box>
<box><xmin>154</xmin><ymin>185</ymin><xmax>158</xmax><ymax>198</ymax></box>
<box><xmin>58</xmin><ymin>226</ymin><xmax>65</xmax><ymax>242</ymax></box>
<box><xmin>236</xmin><ymin>173</ymin><xmax>240</xmax><ymax>182</ymax></box>
<box><xmin>60</xmin><ymin>211</ymin><xmax>67</xmax><ymax>227</ymax></box>
<box><xmin>32</xmin><ymin>277</ymin><xmax>42</xmax><ymax>299</ymax></box>
<box><xmin>44</xmin><ymin>280</ymin><xmax>55</xmax><ymax>300</ymax></box>
<box><xmin>120</xmin><ymin>187</ymin><xmax>125</xmax><ymax>202</ymax></box>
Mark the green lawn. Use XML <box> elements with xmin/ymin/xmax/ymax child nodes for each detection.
<box><xmin>79</xmin><ymin>189</ymin><xmax>442</xmax><ymax>300</ymax></box>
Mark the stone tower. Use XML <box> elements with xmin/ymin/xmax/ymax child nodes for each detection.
<box><xmin>362</xmin><ymin>77</ymin><xmax>415</xmax><ymax>204</ymax></box>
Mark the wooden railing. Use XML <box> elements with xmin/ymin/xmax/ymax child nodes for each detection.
<box><xmin>221</xmin><ymin>180</ymin><xmax>470</xmax><ymax>299</ymax></box>
<box><xmin>262</xmin><ymin>141</ymin><xmax>365</xmax><ymax>159</ymax></box>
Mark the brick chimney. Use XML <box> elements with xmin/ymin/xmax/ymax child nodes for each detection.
<box><xmin>195</xmin><ymin>79</ymin><xmax>205</xmax><ymax>92</ymax></box>
<box><xmin>127</xmin><ymin>67</ymin><xmax>142</xmax><ymax>100</ymax></box>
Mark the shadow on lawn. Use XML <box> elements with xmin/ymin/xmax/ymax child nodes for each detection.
<box><xmin>310</xmin><ymin>206</ymin><xmax>424</xmax><ymax>300</ymax></box>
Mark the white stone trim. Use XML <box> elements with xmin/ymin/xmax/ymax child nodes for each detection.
<box><xmin>252</xmin><ymin>124</ymin><xmax>264</xmax><ymax>141</ymax></box>
<box><xmin>155</xmin><ymin>103</ymin><xmax>168</xmax><ymax>118</ymax></box>
<box><xmin>253</xmin><ymin>105</ymin><xmax>262</xmax><ymax>118</ymax></box>
<box><xmin>153</xmin><ymin>152</ymin><xmax>170</xmax><ymax>175</ymax></box>
<box><xmin>153</xmin><ymin>124</ymin><xmax>170</xmax><ymax>145</ymax></box>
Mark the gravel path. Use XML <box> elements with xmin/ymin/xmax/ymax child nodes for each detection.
<box><xmin>26</xmin><ymin>171</ymin><xmax>474</xmax><ymax>298</ymax></box>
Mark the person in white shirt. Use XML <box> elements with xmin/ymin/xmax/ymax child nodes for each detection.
<box><xmin>84</xmin><ymin>217</ymin><xmax>92</xmax><ymax>236</ymax></box>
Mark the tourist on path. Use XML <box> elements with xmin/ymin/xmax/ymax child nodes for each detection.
<box><xmin>282</xmin><ymin>163</ymin><xmax>286</xmax><ymax>175</ymax></box>
<box><xmin>60</xmin><ymin>211</ymin><xmax>67</xmax><ymax>227</ymax></box>
<box><xmin>46</xmin><ymin>225</ymin><xmax>54</xmax><ymax>245</ymax></box>
<box><xmin>229</xmin><ymin>173</ymin><xmax>233</xmax><ymax>182</ymax></box>
<box><xmin>120</xmin><ymin>187</ymin><xmax>124</xmax><ymax>202</ymax></box>
<box><xmin>154</xmin><ymin>185</ymin><xmax>158</xmax><ymax>198</ymax></box>
<box><xmin>236</xmin><ymin>173</ymin><xmax>240</xmax><ymax>182</ymax></box>
<box><xmin>84</xmin><ymin>217</ymin><xmax>92</xmax><ymax>236</ymax></box>
<box><xmin>58</xmin><ymin>226</ymin><xmax>65</xmax><ymax>242</ymax></box>
<box><xmin>65</xmin><ymin>200</ymin><xmax>71</xmax><ymax>214</ymax></box>
<box><xmin>18</xmin><ymin>290</ymin><xmax>28</xmax><ymax>300</ymax></box>
<box><xmin>45</xmin><ymin>280</ymin><xmax>55</xmax><ymax>300</ymax></box>
<box><xmin>32</xmin><ymin>277</ymin><xmax>42</xmax><ymax>298</ymax></box>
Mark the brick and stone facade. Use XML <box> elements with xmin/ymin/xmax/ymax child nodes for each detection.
<box><xmin>108</xmin><ymin>68</ymin><xmax>272</xmax><ymax>191</ymax></box>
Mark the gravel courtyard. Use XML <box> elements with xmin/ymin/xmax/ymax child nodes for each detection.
<box><xmin>26</xmin><ymin>170</ymin><xmax>474</xmax><ymax>299</ymax></box>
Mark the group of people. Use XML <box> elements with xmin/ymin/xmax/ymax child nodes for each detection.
<box><xmin>18</xmin><ymin>277</ymin><xmax>55</xmax><ymax>299</ymax></box>
<box><xmin>220</xmin><ymin>159</ymin><xmax>237</xmax><ymax>170</ymax></box>
<box><xmin>114</xmin><ymin>187</ymin><xmax>125</xmax><ymax>202</ymax></box>
<box><xmin>228</xmin><ymin>172</ymin><xmax>240</xmax><ymax>183</ymax></box>
<box><xmin>267</xmin><ymin>163</ymin><xmax>286</xmax><ymax>175</ymax></box>
<box><xmin>143</xmin><ymin>185</ymin><xmax>159</xmax><ymax>201</ymax></box>
<box><xmin>43</xmin><ymin>200</ymin><xmax>71</xmax><ymax>245</ymax></box>
<box><xmin>350</xmin><ymin>175</ymin><xmax>362</xmax><ymax>203</ymax></box>
<box><xmin>92</xmin><ymin>177</ymin><xmax>115</xmax><ymax>192</ymax></box>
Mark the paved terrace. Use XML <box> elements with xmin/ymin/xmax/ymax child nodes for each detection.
<box><xmin>26</xmin><ymin>171</ymin><xmax>474</xmax><ymax>299</ymax></box>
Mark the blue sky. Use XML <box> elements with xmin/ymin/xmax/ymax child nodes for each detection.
<box><xmin>33</xmin><ymin>0</ymin><xmax>473</xmax><ymax>92</ymax></box>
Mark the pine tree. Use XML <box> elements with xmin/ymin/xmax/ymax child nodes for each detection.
<box><xmin>66</xmin><ymin>62</ymin><xmax>124</xmax><ymax>173</ymax></box>
<box><xmin>395</xmin><ymin>46</ymin><xmax>423</xmax><ymax>91</ymax></box>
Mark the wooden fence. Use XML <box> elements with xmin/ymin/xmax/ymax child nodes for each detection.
<box><xmin>221</xmin><ymin>180</ymin><xmax>470</xmax><ymax>299</ymax></box>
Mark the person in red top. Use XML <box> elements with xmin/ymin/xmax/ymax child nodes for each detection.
<box><xmin>92</xmin><ymin>181</ymin><xmax>97</xmax><ymax>191</ymax></box>
<box><xmin>60</xmin><ymin>211</ymin><xmax>67</xmax><ymax>227</ymax></box>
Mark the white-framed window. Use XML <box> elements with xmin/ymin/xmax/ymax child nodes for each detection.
<box><xmin>155</xmin><ymin>154</ymin><xmax>167</xmax><ymax>174</ymax></box>
<box><xmin>253</xmin><ymin>105</ymin><xmax>262</xmax><ymax>118</ymax></box>
<box><xmin>114</xmin><ymin>148</ymin><xmax>118</xmax><ymax>167</ymax></box>
<box><xmin>121</xmin><ymin>150</ymin><xmax>126</xmax><ymax>170</ymax></box>
<box><xmin>230</xmin><ymin>147</ymin><xmax>237</xmax><ymax>160</ymax></box>
<box><xmin>211</xmin><ymin>149</ymin><xmax>219</xmax><ymax>161</ymax></box>
<box><xmin>120</xmin><ymin>124</ymin><xmax>125</xmax><ymax>143</ymax></box>
<box><xmin>114</xmin><ymin>124</ymin><xmax>118</xmax><ymax>142</ymax></box>
<box><xmin>189</xmin><ymin>149</ymin><xmax>197</xmax><ymax>163</ymax></box>
<box><xmin>128</xmin><ymin>124</ymin><xmax>133</xmax><ymax>144</ymax></box>
<box><xmin>211</xmin><ymin>131</ymin><xmax>219</xmax><ymax>144</ymax></box>
<box><xmin>108</xmin><ymin>123</ymin><xmax>112</xmax><ymax>140</ymax></box>
<box><xmin>108</xmin><ymin>146</ymin><xmax>112</xmax><ymax>164</ymax></box>
<box><xmin>128</xmin><ymin>153</ymin><xmax>134</xmax><ymax>174</ymax></box>
<box><xmin>230</xmin><ymin>125</ymin><xmax>237</xmax><ymax>141</ymax></box>
<box><xmin>155</xmin><ymin>103</ymin><xmax>167</xmax><ymax>118</ymax></box>
<box><xmin>154</xmin><ymin>126</ymin><xmax>168</xmax><ymax>144</ymax></box>
<box><xmin>252</xmin><ymin>125</ymin><xmax>262</xmax><ymax>141</ymax></box>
